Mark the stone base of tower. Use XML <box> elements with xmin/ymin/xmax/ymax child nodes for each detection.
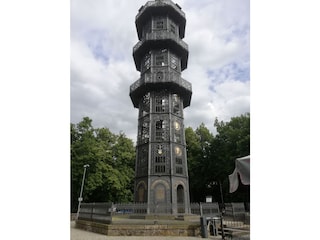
<box><xmin>134</xmin><ymin>176</ymin><xmax>191</xmax><ymax>215</ymax></box>
<box><xmin>75</xmin><ymin>215</ymin><xmax>202</xmax><ymax>237</ymax></box>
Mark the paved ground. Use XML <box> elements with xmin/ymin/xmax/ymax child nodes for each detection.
<box><xmin>70</xmin><ymin>221</ymin><xmax>222</xmax><ymax>240</ymax></box>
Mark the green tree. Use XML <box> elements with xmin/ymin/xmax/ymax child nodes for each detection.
<box><xmin>90</xmin><ymin>132</ymin><xmax>135</xmax><ymax>203</ymax></box>
<box><xmin>71</xmin><ymin>117</ymin><xmax>136</xmax><ymax>212</ymax></box>
<box><xmin>185</xmin><ymin>126</ymin><xmax>202</xmax><ymax>202</ymax></box>
<box><xmin>185</xmin><ymin>113</ymin><xmax>250</xmax><ymax>204</ymax></box>
<box><xmin>209</xmin><ymin>113</ymin><xmax>250</xmax><ymax>203</ymax></box>
<box><xmin>71</xmin><ymin>117</ymin><xmax>99</xmax><ymax>211</ymax></box>
<box><xmin>186</xmin><ymin>124</ymin><xmax>214</xmax><ymax>202</ymax></box>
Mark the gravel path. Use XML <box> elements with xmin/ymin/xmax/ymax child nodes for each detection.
<box><xmin>70</xmin><ymin>221</ymin><xmax>221</xmax><ymax>240</ymax></box>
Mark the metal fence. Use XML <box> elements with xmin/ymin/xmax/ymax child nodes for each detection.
<box><xmin>114</xmin><ymin>202</ymin><xmax>189</xmax><ymax>215</ymax></box>
<box><xmin>77</xmin><ymin>202</ymin><xmax>250</xmax><ymax>239</ymax></box>
<box><xmin>218</xmin><ymin>203</ymin><xmax>250</xmax><ymax>239</ymax></box>
<box><xmin>112</xmin><ymin>202</ymin><xmax>224</xmax><ymax>216</ymax></box>
<box><xmin>224</xmin><ymin>203</ymin><xmax>249</xmax><ymax>223</ymax></box>
<box><xmin>78</xmin><ymin>202</ymin><xmax>249</xmax><ymax>218</ymax></box>
<box><xmin>78</xmin><ymin>202</ymin><xmax>114</xmax><ymax>224</ymax></box>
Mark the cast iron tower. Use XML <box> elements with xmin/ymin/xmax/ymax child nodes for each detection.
<box><xmin>130</xmin><ymin>0</ymin><xmax>192</xmax><ymax>214</ymax></box>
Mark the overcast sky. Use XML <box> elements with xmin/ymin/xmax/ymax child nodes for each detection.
<box><xmin>71</xmin><ymin>0</ymin><xmax>250</xmax><ymax>141</ymax></box>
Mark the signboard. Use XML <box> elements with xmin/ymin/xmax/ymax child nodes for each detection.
<box><xmin>206</xmin><ymin>195</ymin><xmax>212</xmax><ymax>203</ymax></box>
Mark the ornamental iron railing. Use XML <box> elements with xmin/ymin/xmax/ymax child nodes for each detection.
<box><xmin>130</xmin><ymin>73</ymin><xmax>192</xmax><ymax>93</ymax></box>
<box><xmin>136</xmin><ymin>0</ymin><xmax>185</xmax><ymax>21</ymax></box>
<box><xmin>133</xmin><ymin>31</ymin><xmax>188</xmax><ymax>53</ymax></box>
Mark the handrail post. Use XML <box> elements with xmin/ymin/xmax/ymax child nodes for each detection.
<box><xmin>220</xmin><ymin>213</ymin><xmax>225</xmax><ymax>240</ymax></box>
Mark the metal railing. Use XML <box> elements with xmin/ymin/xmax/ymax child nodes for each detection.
<box><xmin>78</xmin><ymin>202</ymin><xmax>114</xmax><ymax>224</ymax></box>
<box><xmin>133</xmin><ymin>31</ymin><xmax>188</xmax><ymax>53</ymax></box>
<box><xmin>219</xmin><ymin>203</ymin><xmax>250</xmax><ymax>239</ymax></box>
<box><xmin>78</xmin><ymin>202</ymin><xmax>249</xmax><ymax>218</ymax></box>
<box><xmin>113</xmin><ymin>202</ymin><xmax>188</xmax><ymax>215</ymax></box>
<box><xmin>136</xmin><ymin>0</ymin><xmax>185</xmax><ymax>21</ymax></box>
<box><xmin>77</xmin><ymin>201</ymin><xmax>250</xmax><ymax>239</ymax></box>
<box><xmin>130</xmin><ymin>72</ymin><xmax>192</xmax><ymax>93</ymax></box>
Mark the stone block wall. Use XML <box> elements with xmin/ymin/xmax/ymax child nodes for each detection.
<box><xmin>76</xmin><ymin>220</ymin><xmax>201</xmax><ymax>236</ymax></box>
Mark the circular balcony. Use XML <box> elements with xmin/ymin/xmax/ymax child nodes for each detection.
<box><xmin>133</xmin><ymin>31</ymin><xmax>188</xmax><ymax>72</ymax></box>
<box><xmin>130</xmin><ymin>72</ymin><xmax>192</xmax><ymax>108</ymax></box>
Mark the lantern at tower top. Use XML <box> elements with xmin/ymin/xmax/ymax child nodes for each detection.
<box><xmin>135</xmin><ymin>0</ymin><xmax>186</xmax><ymax>40</ymax></box>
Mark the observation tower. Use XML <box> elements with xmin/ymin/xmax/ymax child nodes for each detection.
<box><xmin>130</xmin><ymin>0</ymin><xmax>192</xmax><ymax>214</ymax></box>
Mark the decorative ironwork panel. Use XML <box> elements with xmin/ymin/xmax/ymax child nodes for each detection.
<box><xmin>169</xmin><ymin>52</ymin><xmax>180</xmax><ymax>71</ymax></box>
<box><xmin>136</xmin><ymin>145</ymin><xmax>148</xmax><ymax>176</ymax></box>
<box><xmin>154</xmin><ymin>49</ymin><xmax>168</xmax><ymax>66</ymax></box>
<box><xmin>171</xmin><ymin>93</ymin><xmax>182</xmax><ymax>116</ymax></box>
<box><xmin>151</xmin><ymin>143</ymin><xmax>170</xmax><ymax>175</ymax></box>
<box><xmin>137</xmin><ymin>116</ymin><xmax>150</xmax><ymax>144</ymax></box>
<box><xmin>172</xmin><ymin>117</ymin><xmax>183</xmax><ymax>143</ymax></box>
<box><xmin>173</xmin><ymin>144</ymin><xmax>184</xmax><ymax>159</ymax></box>
<box><xmin>172</xmin><ymin>143</ymin><xmax>185</xmax><ymax>174</ymax></box>
<box><xmin>176</xmin><ymin>166</ymin><xmax>183</xmax><ymax>174</ymax></box>
<box><xmin>130</xmin><ymin>78</ymin><xmax>142</xmax><ymax>92</ymax></box>
<box><xmin>141</xmin><ymin>53</ymin><xmax>151</xmax><ymax>73</ymax></box>
<box><xmin>139</xmin><ymin>93</ymin><xmax>150</xmax><ymax>118</ymax></box>
<box><xmin>153</xmin><ymin>92</ymin><xmax>169</xmax><ymax>113</ymax></box>
<box><xmin>180</xmin><ymin>78</ymin><xmax>192</xmax><ymax>91</ymax></box>
<box><xmin>167</xmin><ymin>17</ymin><xmax>179</xmax><ymax>35</ymax></box>
<box><xmin>153</xmin><ymin>118</ymin><xmax>169</xmax><ymax>142</ymax></box>
<box><xmin>153</xmin><ymin>16</ymin><xmax>166</xmax><ymax>30</ymax></box>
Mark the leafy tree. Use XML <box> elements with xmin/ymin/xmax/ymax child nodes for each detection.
<box><xmin>210</xmin><ymin>113</ymin><xmax>250</xmax><ymax>203</ymax></box>
<box><xmin>185</xmin><ymin>127</ymin><xmax>202</xmax><ymax>202</ymax></box>
<box><xmin>185</xmin><ymin>113</ymin><xmax>250</xmax><ymax>204</ymax></box>
<box><xmin>186</xmin><ymin>124</ymin><xmax>214</xmax><ymax>202</ymax></box>
<box><xmin>90</xmin><ymin>132</ymin><xmax>135</xmax><ymax>203</ymax></box>
<box><xmin>71</xmin><ymin>117</ymin><xmax>136</xmax><ymax>212</ymax></box>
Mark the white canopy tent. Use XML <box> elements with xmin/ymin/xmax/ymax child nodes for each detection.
<box><xmin>228</xmin><ymin>155</ymin><xmax>250</xmax><ymax>193</ymax></box>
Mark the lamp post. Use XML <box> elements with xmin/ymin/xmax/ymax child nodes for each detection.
<box><xmin>207</xmin><ymin>181</ymin><xmax>225</xmax><ymax>211</ymax></box>
<box><xmin>218</xmin><ymin>180</ymin><xmax>225</xmax><ymax>211</ymax></box>
<box><xmin>76</xmin><ymin>164</ymin><xmax>90</xmax><ymax>220</ymax></box>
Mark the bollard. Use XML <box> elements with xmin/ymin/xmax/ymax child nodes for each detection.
<box><xmin>200</xmin><ymin>216</ymin><xmax>208</xmax><ymax>238</ymax></box>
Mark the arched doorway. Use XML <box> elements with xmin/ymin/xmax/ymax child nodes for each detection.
<box><xmin>138</xmin><ymin>185</ymin><xmax>145</xmax><ymax>202</ymax></box>
<box><xmin>137</xmin><ymin>181</ymin><xmax>147</xmax><ymax>203</ymax></box>
<box><xmin>154</xmin><ymin>183</ymin><xmax>166</xmax><ymax>203</ymax></box>
<box><xmin>177</xmin><ymin>185</ymin><xmax>185</xmax><ymax>213</ymax></box>
<box><xmin>154</xmin><ymin>183</ymin><xmax>167</xmax><ymax>213</ymax></box>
